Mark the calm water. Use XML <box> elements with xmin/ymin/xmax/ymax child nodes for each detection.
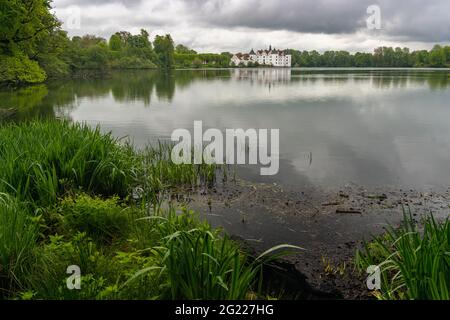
<box><xmin>2</xmin><ymin>68</ymin><xmax>450</xmax><ymax>189</ymax></box>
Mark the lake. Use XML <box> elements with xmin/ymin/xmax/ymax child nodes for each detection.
<box><xmin>2</xmin><ymin>68</ymin><xmax>450</xmax><ymax>190</ymax></box>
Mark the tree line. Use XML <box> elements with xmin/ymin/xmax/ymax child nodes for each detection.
<box><xmin>0</xmin><ymin>0</ymin><xmax>179</xmax><ymax>85</ymax></box>
<box><xmin>288</xmin><ymin>46</ymin><xmax>450</xmax><ymax>68</ymax></box>
<box><xmin>0</xmin><ymin>1</ymin><xmax>448</xmax><ymax>86</ymax></box>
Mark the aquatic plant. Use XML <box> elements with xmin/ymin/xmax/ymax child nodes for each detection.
<box><xmin>0</xmin><ymin>194</ymin><xmax>38</xmax><ymax>297</ymax></box>
<box><xmin>356</xmin><ymin>210</ymin><xmax>450</xmax><ymax>300</ymax></box>
<box><xmin>129</xmin><ymin>208</ymin><xmax>302</xmax><ymax>300</ymax></box>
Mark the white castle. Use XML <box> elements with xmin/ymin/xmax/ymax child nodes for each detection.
<box><xmin>231</xmin><ymin>46</ymin><xmax>292</xmax><ymax>67</ymax></box>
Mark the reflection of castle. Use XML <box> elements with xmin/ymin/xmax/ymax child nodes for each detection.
<box><xmin>231</xmin><ymin>68</ymin><xmax>291</xmax><ymax>85</ymax></box>
<box><xmin>231</xmin><ymin>46</ymin><xmax>292</xmax><ymax>67</ymax></box>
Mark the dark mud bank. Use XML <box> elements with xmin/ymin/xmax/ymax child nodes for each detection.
<box><xmin>184</xmin><ymin>179</ymin><xmax>450</xmax><ymax>299</ymax></box>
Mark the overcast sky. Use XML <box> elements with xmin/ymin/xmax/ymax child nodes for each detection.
<box><xmin>52</xmin><ymin>0</ymin><xmax>450</xmax><ymax>53</ymax></box>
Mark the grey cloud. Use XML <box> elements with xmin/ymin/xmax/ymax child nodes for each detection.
<box><xmin>189</xmin><ymin>0</ymin><xmax>449</xmax><ymax>42</ymax></box>
<box><xmin>54</xmin><ymin>0</ymin><xmax>143</xmax><ymax>7</ymax></box>
<box><xmin>52</xmin><ymin>0</ymin><xmax>450</xmax><ymax>47</ymax></box>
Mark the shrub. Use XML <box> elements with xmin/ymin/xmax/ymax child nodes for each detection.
<box><xmin>57</xmin><ymin>194</ymin><xmax>131</xmax><ymax>244</ymax></box>
<box><xmin>0</xmin><ymin>54</ymin><xmax>47</xmax><ymax>85</ymax></box>
<box><xmin>112</xmin><ymin>56</ymin><xmax>157</xmax><ymax>69</ymax></box>
<box><xmin>24</xmin><ymin>232</ymin><xmax>162</xmax><ymax>300</ymax></box>
<box><xmin>24</xmin><ymin>233</ymin><xmax>114</xmax><ymax>299</ymax></box>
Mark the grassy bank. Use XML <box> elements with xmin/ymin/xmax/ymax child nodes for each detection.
<box><xmin>356</xmin><ymin>211</ymin><xmax>449</xmax><ymax>300</ymax></box>
<box><xmin>0</xmin><ymin>120</ymin><xmax>294</xmax><ymax>300</ymax></box>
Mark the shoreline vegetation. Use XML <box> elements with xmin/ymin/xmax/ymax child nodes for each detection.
<box><xmin>1</xmin><ymin>1</ymin><xmax>449</xmax><ymax>86</ymax></box>
<box><xmin>357</xmin><ymin>212</ymin><xmax>449</xmax><ymax>300</ymax></box>
<box><xmin>1</xmin><ymin>1</ymin><xmax>449</xmax><ymax>301</ymax></box>
<box><xmin>0</xmin><ymin>120</ymin><xmax>448</xmax><ymax>300</ymax></box>
<box><xmin>0</xmin><ymin>120</ymin><xmax>300</xmax><ymax>300</ymax></box>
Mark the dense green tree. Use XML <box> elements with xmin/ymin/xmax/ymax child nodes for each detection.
<box><xmin>429</xmin><ymin>45</ymin><xmax>446</xmax><ymax>67</ymax></box>
<box><xmin>175</xmin><ymin>44</ymin><xmax>197</xmax><ymax>54</ymax></box>
<box><xmin>0</xmin><ymin>0</ymin><xmax>61</xmax><ymax>84</ymax></box>
<box><xmin>287</xmin><ymin>45</ymin><xmax>449</xmax><ymax>68</ymax></box>
<box><xmin>34</xmin><ymin>29</ymin><xmax>71</xmax><ymax>78</ymax></box>
<box><xmin>0</xmin><ymin>53</ymin><xmax>47</xmax><ymax>84</ymax></box>
<box><xmin>109</xmin><ymin>34</ymin><xmax>122</xmax><ymax>52</ymax></box>
<box><xmin>153</xmin><ymin>35</ymin><xmax>174</xmax><ymax>69</ymax></box>
<box><xmin>0</xmin><ymin>0</ymin><xmax>59</xmax><ymax>55</ymax></box>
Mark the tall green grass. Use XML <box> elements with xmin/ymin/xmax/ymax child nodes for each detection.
<box><xmin>128</xmin><ymin>208</ymin><xmax>302</xmax><ymax>300</ymax></box>
<box><xmin>0</xmin><ymin>194</ymin><xmax>38</xmax><ymax>297</ymax></box>
<box><xmin>0</xmin><ymin>120</ymin><xmax>220</xmax><ymax>208</ymax></box>
<box><xmin>0</xmin><ymin>120</ymin><xmax>136</xmax><ymax>206</ymax></box>
<box><xmin>0</xmin><ymin>120</ymin><xmax>297</xmax><ymax>300</ymax></box>
<box><xmin>356</xmin><ymin>211</ymin><xmax>450</xmax><ymax>300</ymax></box>
<box><xmin>135</xmin><ymin>142</ymin><xmax>219</xmax><ymax>208</ymax></box>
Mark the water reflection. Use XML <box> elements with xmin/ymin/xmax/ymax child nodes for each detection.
<box><xmin>1</xmin><ymin>68</ymin><xmax>449</xmax><ymax>188</ymax></box>
<box><xmin>232</xmin><ymin>68</ymin><xmax>291</xmax><ymax>85</ymax></box>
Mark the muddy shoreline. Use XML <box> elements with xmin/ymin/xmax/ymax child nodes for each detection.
<box><xmin>178</xmin><ymin>178</ymin><xmax>450</xmax><ymax>299</ymax></box>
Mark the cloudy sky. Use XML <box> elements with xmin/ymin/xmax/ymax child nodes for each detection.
<box><xmin>52</xmin><ymin>0</ymin><xmax>450</xmax><ymax>53</ymax></box>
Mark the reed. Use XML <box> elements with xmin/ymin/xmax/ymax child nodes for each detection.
<box><xmin>356</xmin><ymin>210</ymin><xmax>450</xmax><ymax>300</ymax></box>
<box><xmin>0</xmin><ymin>194</ymin><xmax>38</xmax><ymax>297</ymax></box>
<box><xmin>0</xmin><ymin>120</ymin><xmax>220</xmax><ymax>208</ymax></box>
<box><xmin>129</xmin><ymin>208</ymin><xmax>302</xmax><ymax>300</ymax></box>
<box><xmin>0</xmin><ymin>120</ymin><xmax>136</xmax><ymax>206</ymax></box>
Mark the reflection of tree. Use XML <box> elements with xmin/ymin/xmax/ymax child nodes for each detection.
<box><xmin>111</xmin><ymin>71</ymin><xmax>158</xmax><ymax>106</ymax></box>
<box><xmin>0</xmin><ymin>85</ymin><xmax>55</xmax><ymax>121</ymax></box>
<box><xmin>2</xmin><ymin>69</ymin><xmax>447</xmax><ymax>123</ymax></box>
<box><xmin>289</xmin><ymin>69</ymin><xmax>449</xmax><ymax>91</ymax></box>
<box><xmin>174</xmin><ymin>69</ymin><xmax>232</xmax><ymax>89</ymax></box>
<box><xmin>371</xmin><ymin>73</ymin><xmax>408</xmax><ymax>89</ymax></box>
<box><xmin>426</xmin><ymin>72</ymin><xmax>449</xmax><ymax>91</ymax></box>
<box><xmin>0</xmin><ymin>70</ymin><xmax>234</xmax><ymax>121</ymax></box>
<box><xmin>155</xmin><ymin>72</ymin><xmax>175</xmax><ymax>102</ymax></box>
<box><xmin>0</xmin><ymin>85</ymin><xmax>48</xmax><ymax>109</ymax></box>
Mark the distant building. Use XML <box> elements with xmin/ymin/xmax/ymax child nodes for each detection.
<box><xmin>231</xmin><ymin>46</ymin><xmax>291</xmax><ymax>67</ymax></box>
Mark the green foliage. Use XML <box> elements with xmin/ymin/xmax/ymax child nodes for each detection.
<box><xmin>111</xmin><ymin>56</ymin><xmax>157</xmax><ymax>69</ymax></box>
<box><xmin>0</xmin><ymin>0</ymin><xmax>61</xmax><ymax>84</ymax></box>
<box><xmin>153</xmin><ymin>34</ymin><xmax>174</xmax><ymax>69</ymax></box>
<box><xmin>33</xmin><ymin>29</ymin><xmax>72</xmax><ymax>78</ymax></box>
<box><xmin>57</xmin><ymin>194</ymin><xmax>131</xmax><ymax>244</ymax></box>
<box><xmin>175</xmin><ymin>44</ymin><xmax>197</xmax><ymax>54</ymax></box>
<box><xmin>24</xmin><ymin>232</ymin><xmax>117</xmax><ymax>299</ymax></box>
<box><xmin>0</xmin><ymin>120</ymin><xmax>137</xmax><ymax>206</ymax></box>
<box><xmin>0</xmin><ymin>120</ymin><xmax>296</xmax><ymax>300</ymax></box>
<box><xmin>109</xmin><ymin>34</ymin><xmax>122</xmax><ymax>52</ymax></box>
<box><xmin>429</xmin><ymin>45</ymin><xmax>447</xmax><ymax>67</ymax></box>
<box><xmin>174</xmin><ymin>53</ymin><xmax>231</xmax><ymax>68</ymax></box>
<box><xmin>356</xmin><ymin>211</ymin><xmax>450</xmax><ymax>300</ymax></box>
<box><xmin>107</xmin><ymin>30</ymin><xmax>157</xmax><ymax>69</ymax></box>
<box><xmin>0</xmin><ymin>54</ymin><xmax>47</xmax><ymax>84</ymax></box>
<box><xmin>132</xmin><ymin>208</ymin><xmax>302</xmax><ymax>300</ymax></box>
<box><xmin>140</xmin><ymin>142</ymin><xmax>218</xmax><ymax>192</ymax></box>
<box><xmin>0</xmin><ymin>0</ymin><xmax>59</xmax><ymax>55</ymax></box>
<box><xmin>288</xmin><ymin>46</ymin><xmax>450</xmax><ymax>68</ymax></box>
<box><xmin>0</xmin><ymin>194</ymin><xmax>39</xmax><ymax>296</ymax></box>
<box><xmin>151</xmin><ymin>209</ymin><xmax>259</xmax><ymax>299</ymax></box>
